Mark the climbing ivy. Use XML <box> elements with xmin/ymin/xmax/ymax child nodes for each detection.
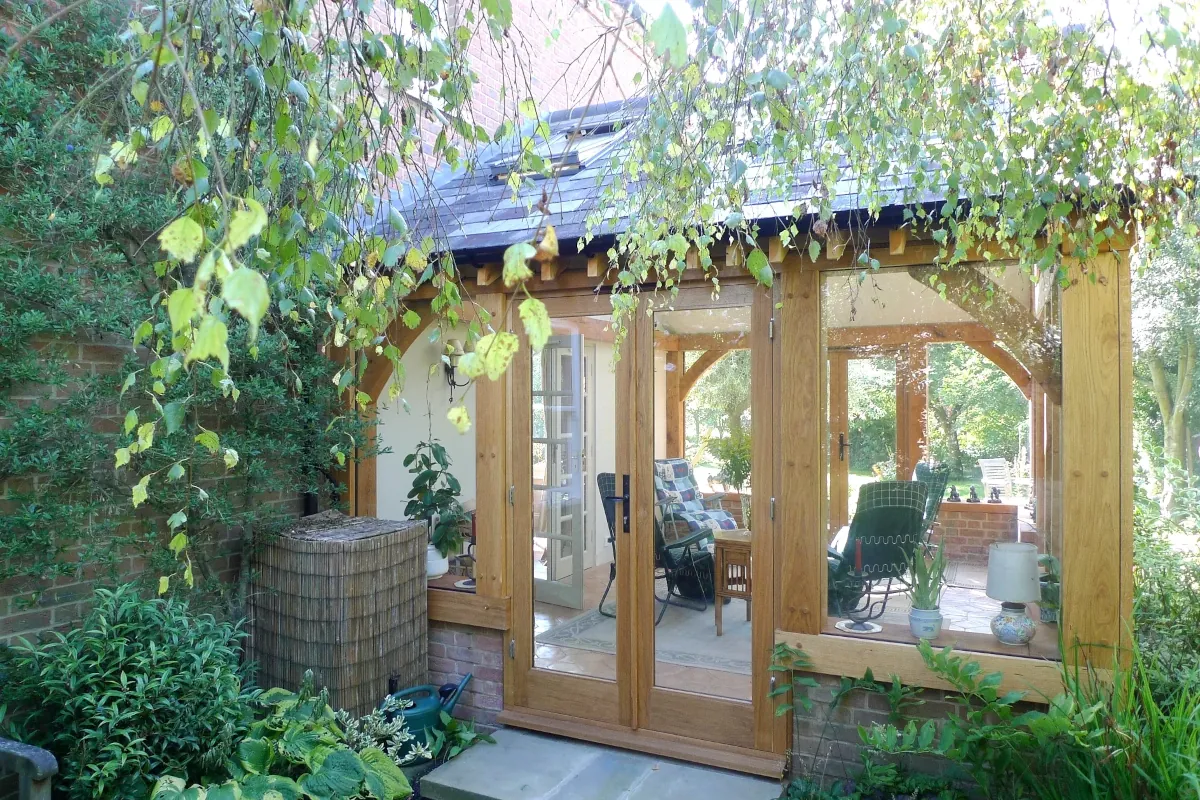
<box><xmin>0</xmin><ymin>1</ymin><xmax>370</xmax><ymax>615</ymax></box>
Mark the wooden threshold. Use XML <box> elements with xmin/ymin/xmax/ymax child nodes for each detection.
<box><xmin>497</xmin><ymin>706</ymin><xmax>786</xmax><ymax>779</ymax></box>
<box><xmin>776</xmin><ymin>629</ymin><xmax>1064</xmax><ymax>701</ymax></box>
<box><xmin>427</xmin><ymin>589</ymin><xmax>509</xmax><ymax>629</ymax></box>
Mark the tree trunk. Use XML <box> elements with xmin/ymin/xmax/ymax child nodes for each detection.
<box><xmin>930</xmin><ymin>404</ymin><xmax>964</xmax><ymax>475</ymax></box>
<box><xmin>1147</xmin><ymin>337</ymin><xmax>1197</xmax><ymax>511</ymax></box>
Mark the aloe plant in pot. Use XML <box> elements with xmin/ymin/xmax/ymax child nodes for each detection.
<box><xmin>1038</xmin><ymin>554</ymin><xmax>1061</xmax><ymax>624</ymax></box>
<box><xmin>907</xmin><ymin>540</ymin><xmax>949</xmax><ymax>640</ymax></box>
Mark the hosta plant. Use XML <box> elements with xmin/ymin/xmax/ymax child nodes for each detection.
<box><xmin>151</xmin><ymin>672</ymin><xmax>412</xmax><ymax>800</ymax></box>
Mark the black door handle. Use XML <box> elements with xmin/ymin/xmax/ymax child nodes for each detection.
<box><xmin>602</xmin><ymin>474</ymin><xmax>631</xmax><ymax>533</ymax></box>
<box><xmin>838</xmin><ymin>433</ymin><xmax>849</xmax><ymax>462</ymax></box>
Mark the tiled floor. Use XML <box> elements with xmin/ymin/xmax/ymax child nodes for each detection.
<box><xmin>532</xmin><ymin>564</ymin><xmax>754</xmax><ymax>701</ymax></box>
<box><xmin>529</xmin><ymin>559</ymin><xmax>1055</xmax><ymax>704</ymax></box>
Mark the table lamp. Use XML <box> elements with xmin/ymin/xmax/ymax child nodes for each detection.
<box><xmin>985</xmin><ymin>542</ymin><xmax>1041</xmax><ymax>645</ymax></box>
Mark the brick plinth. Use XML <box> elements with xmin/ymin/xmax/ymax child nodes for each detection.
<box><xmin>936</xmin><ymin>502</ymin><xmax>1033</xmax><ymax>565</ymax></box>
<box><xmin>427</xmin><ymin>621</ymin><xmax>505</xmax><ymax>728</ymax></box>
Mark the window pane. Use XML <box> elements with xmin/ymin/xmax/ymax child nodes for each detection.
<box><xmin>822</xmin><ymin>265</ymin><xmax>1062</xmax><ymax>660</ymax></box>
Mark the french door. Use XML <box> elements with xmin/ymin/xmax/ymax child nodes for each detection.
<box><xmin>508</xmin><ymin>285</ymin><xmax>785</xmax><ymax>768</ymax></box>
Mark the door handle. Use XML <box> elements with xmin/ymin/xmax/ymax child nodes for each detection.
<box><xmin>602</xmin><ymin>474</ymin><xmax>631</xmax><ymax>533</ymax></box>
<box><xmin>838</xmin><ymin>432</ymin><xmax>849</xmax><ymax>462</ymax></box>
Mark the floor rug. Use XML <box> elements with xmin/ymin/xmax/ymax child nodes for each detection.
<box><xmin>537</xmin><ymin>599</ymin><xmax>752</xmax><ymax>675</ymax></box>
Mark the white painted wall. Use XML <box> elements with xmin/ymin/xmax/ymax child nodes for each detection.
<box><xmin>375</xmin><ymin>325</ymin><xmax>477</xmax><ymax>522</ymax></box>
<box><xmin>824</xmin><ymin>266</ymin><xmax>1034</xmax><ymax>328</ymax></box>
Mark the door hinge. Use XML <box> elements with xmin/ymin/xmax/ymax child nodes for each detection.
<box><xmin>769</xmin><ymin>317</ymin><xmax>775</xmax><ymax>340</ymax></box>
<box><xmin>509</xmin><ymin>639</ymin><xmax>515</xmax><ymax>659</ymax></box>
<box><xmin>771</xmin><ymin>497</ymin><xmax>776</xmax><ymax>520</ymax></box>
<box><xmin>508</xmin><ymin>485</ymin><xmax>515</xmax><ymax>505</ymax></box>
<box><xmin>770</xmin><ymin>675</ymin><xmax>777</xmax><ymax>691</ymax></box>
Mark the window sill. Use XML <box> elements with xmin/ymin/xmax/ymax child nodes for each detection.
<box><xmin>427</xmin><ymin>586</ymin><xmax>510</xmax><ymax>629</ymax></box>
<box><xmin>775</xmin><ymin>628</ymin><xmax>1065</xmax><ymax>702</ymax></box>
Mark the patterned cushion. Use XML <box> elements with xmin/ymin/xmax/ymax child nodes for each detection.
<box><xmin>653</xmin><ymin>458</ymin><xmax>705</xmax><ymax>513</ymax></box>
<box><xmin>653</xmin><ymin>458</ymin><xmax>738</xmax><ymax>536</ymax></box>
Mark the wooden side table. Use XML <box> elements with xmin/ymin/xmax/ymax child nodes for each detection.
<box><xmin>713</xmin><ymin>529</ymin><xmax>752</xmax><ymax>636</ymax></box>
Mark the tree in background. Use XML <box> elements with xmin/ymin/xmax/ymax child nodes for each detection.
<box><xmin>686</xmin><ymin>350</ymin><xmax>751</xmax><ymax>443</ymax></box>
<box><xmin>847</xmin><ymin>357</ymin><xmax>897</xmax><ymax>475</ymax></box>
<box><xmin>926</xmin><ymin>344</ymin><xmax>1028</xmax><ymax>478</ymax></box>
<box><xmin>1133</xmin><ymin>208</ymin><xmax>1200</xmax><ymax>509</ymax></box>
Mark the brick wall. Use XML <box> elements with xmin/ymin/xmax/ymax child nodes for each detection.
<box><xmin>791</xmin><ymin>673</ymin><xmax>972</xmax><ymax>789</ymax></box>
<box><xmin>937</xmin><ymin>502</ymin><xmax>1033</xmax><ymax>565</ymax></box>
<box><xmin>427</xmin><ymin>621</ymin><xmax>505</xmax><ymax>728</ymax></box>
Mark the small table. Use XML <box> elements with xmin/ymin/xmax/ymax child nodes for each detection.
<box><xmin>713</xmin><ymin>529</ymin><xmax>751</xmax><ymax>636</ymax></box>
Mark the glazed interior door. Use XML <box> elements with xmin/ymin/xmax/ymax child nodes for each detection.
<box><xmin>512</xmin><ymin>297</ymin><xmax>634</xmax><ymax>727</ymax></box>
<box><xmin>828</xmin><ymin>349</ymin><xmax>899</xmax><ymax>531</ymax></box>
<box><xmin>532</xmin><ymin>334</ymin><xmax>585</xmax><ymax>609</ymax></box>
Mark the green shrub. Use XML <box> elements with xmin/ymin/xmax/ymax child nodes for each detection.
<box><xmin>1134</xmin><ymin>492</ymin><xmax>1200</xmax><ymax>701</ymax></box>
<box><xmin>152</xmin><ymin>672</ymin><xmax>412</xmax><ymax>800</ymax></box>
<box><xmin>861</xmin><ymin>641</ymin><xmax>1200</xmax><ymax>800</ymax></box>
<box><xmin>0</xmin><ymin>585</ymin><xmax>255</xmax><ymax>799</ymax></box>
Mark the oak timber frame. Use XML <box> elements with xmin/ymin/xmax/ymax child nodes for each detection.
<box><xmin>342</xmin><ymin>225</ymin><xmax>1134</xmax><ymax>774</ymax></box>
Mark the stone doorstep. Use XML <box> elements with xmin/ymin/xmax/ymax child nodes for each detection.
<box><xmin>420</xmin><ymin>729</ymin><xmax>781</xmax><ymax>800</ymax></box>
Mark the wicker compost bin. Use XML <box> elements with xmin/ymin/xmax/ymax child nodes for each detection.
<box><xmin>248</xmin><ymin>511</ymin><xmax>427</xmax><ymax>717</ymax></box>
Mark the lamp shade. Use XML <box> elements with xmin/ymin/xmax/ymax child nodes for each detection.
<box><xmin>985</xmin><ymin>542</ymin><xmax>1041</xmax><ymax>603</ymax></box>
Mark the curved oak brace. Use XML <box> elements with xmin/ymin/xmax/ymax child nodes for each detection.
<box><xmin>907</xmin><ymin>265</ymin><xmax>1061</xmax><ymax>403</ymax></box>
<box><xmin>966</xmin><ymin>340</ymin><xmax>1033</xmax><ymax>400</ymax></box>
<box><xmin>681</xmin><ymin>349</ymin><xmax>732</xmax><ymax>396</ymax></box>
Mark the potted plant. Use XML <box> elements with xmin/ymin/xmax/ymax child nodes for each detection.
<box><xmin>1038</xmin><ymin>554</ymin><xmax>1061</xmax><ymax>624</ymax></box>
<box><xmin>907</xmin><ymin>540</ymin><xmax>949</xmax><ymax>639</ymax></box>
<box><xmin>703</xmin><ymin>433</ymin><xmax>751</xmax><ymax>527</ymax></box>
<box><xmin>404</xmin><ymin>439</ymin><xmax>467</xmax><ymax>580</ymax></box>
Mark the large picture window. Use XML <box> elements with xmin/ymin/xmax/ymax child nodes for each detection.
<box><xmin>820</xmin><ymin>265</ymin><xmax>1063</xmax><ymax>660</ymax></box>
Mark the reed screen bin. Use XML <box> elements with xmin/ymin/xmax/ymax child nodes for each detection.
<box><xmin>248</xmin><ymin>512</ymin><xmax>428</xmax><ymax>717</ymax></box>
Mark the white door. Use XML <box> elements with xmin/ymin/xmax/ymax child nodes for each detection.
<box><xmin>532</xmin><ymin>334</ymin><xmax>586</xmax><ymax>609</ymax></box>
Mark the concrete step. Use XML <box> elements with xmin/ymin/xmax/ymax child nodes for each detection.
<box><xmin>420</xmin><ymin>729</ymin><xmax>781</xmax><ymax>800</ymax></box>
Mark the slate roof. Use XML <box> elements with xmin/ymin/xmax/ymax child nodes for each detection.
<box><xmin>371</xmin><ymin>96</ymin><xmax>941</xmax><ymax>262</ymax></box>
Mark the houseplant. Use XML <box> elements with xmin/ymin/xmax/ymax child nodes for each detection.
<box><xmin>404</xmin><ymin>439</ymin><xmax>467</xmax><ymax>579</ymax></box>
<box><xmin>907</xmin><ymin>539</ymin><xmax>949</xmax><ymax>639</ymax></box>
<box><xmin>1038</xmin><ymin>553</ymin><xmax>1061</xmax><ymax>624</ymax></box>
<box><xmin>704</xmin><ymin>433</ymin><xmax>752</xmax><ymax>527</ymax></box>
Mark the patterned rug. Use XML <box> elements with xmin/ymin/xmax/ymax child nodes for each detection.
<box><xmin>536</xmin><ymin>599</ymin><xmax>753</xmax><ymax>675</ymax></box>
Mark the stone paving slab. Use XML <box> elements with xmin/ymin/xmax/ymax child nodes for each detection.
<box><xmin>421</xmin><ymin>729</ymin><xmax>780</xmax><ymax>800</ymax></box>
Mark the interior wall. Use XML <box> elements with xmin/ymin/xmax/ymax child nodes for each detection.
<box><xmin>375</xmin><ymin>324</ymin><xmax>478</xmax><ymax>522</ymax></box>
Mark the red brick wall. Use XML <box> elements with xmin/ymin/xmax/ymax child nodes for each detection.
<box><xmin>427</xmin><ymin>621</ymin><xmax>505</xmax><ymax>728</ymax></box>
<box><xmin>936</xmin><ymin>502</ymin><xmax>1031</xmax><ymax>565</ymax></box>
<box><xmin>791</xmin><ymin>673</ymin><xmax>972</xmax><ymax>789</ymax></box>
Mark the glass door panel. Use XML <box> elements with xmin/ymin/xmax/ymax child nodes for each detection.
<box><xmin>648</xmin><ymin>304</ymin><xmax>754</xmax><ymax>702</ymax></box>
<box><xmin>528</xmin><ymin>315</ymin><xmax>622</xmax><ymax>684</ymax></box>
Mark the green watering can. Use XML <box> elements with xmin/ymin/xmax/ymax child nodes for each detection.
<box><xmin>386</xmin><ymin>673</ymin><xmax>472</xmax><ymax>759</ymax></box>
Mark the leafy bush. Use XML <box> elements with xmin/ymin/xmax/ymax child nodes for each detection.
<box><xmin>152</xmin><ymin>672</ymin><xmax>412</xmax><ymax>800</ymax></box>
<box><xmin>1134</xmin><ymin>492</ymin><xmax>1200</xmax><ymax>700</ymax></box>
<box><xmin>861</xmin><ymin>641</ymin><xmax>1200</xmax><ymax>800</ymax></box>
<box><xmin>0</xmin><ymin>586</ymin><xmax>254</xmax><ymax>799</ymax></box>
<box><xmin>787</xmin><ymin>756</ymin><xmax>964</xmax><ymax>799</ymax></box>
<box><xmin>336</xmin><ymin>695</ymin><xmax>432</xmax><ymax>767</ymax></box>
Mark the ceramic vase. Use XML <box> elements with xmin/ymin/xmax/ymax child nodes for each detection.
<box><xmin>991</xmin><ymin>601</ymin><xmax>1037</xmax><ymax>645</ymax></box>
<box><xmin>909</xmin><ymin>607</ymin><xmax>943</xmax><ymax>640</ymax></box>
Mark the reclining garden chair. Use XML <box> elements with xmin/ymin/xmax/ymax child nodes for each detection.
<box><xmin>913</xmin><ymin>462</ymin><xmax>951</xmax><ymax>544</ymax></box>
<box><xmin>827</xmin><ymin>480</ymin><xmax>928</xmax><ymax>631</ymax></box>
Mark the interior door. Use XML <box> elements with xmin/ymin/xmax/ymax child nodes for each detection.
<box><xmin>532</xmin><ymin>334</ymin><xmax>585</xmax><ymax>609</ymax></box>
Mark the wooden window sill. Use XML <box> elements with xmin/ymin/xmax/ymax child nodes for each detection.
<box><xmin>776</xmin><ymin>626</ymin><xmax>1065</xmax><ymax>701</ymax></box>
<box><xmin>427</xmin><ymin>587</ymin><xmax>510</xmax><ymax>629</ymax></box>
